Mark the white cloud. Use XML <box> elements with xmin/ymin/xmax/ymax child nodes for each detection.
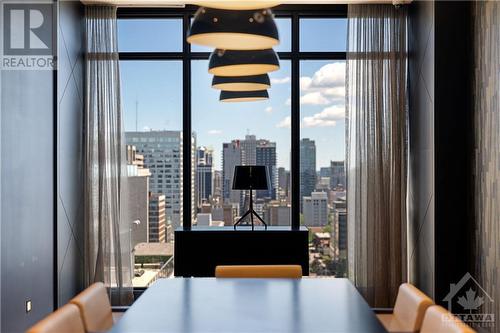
<box><xmin>285</xmin><ymin>98</ymin><xmax>291</xmax><ymax>106</ymax></box>
<box><xmin>208</xmin><ymin>129</ymin><xmax>222</xmax><ymax>135</ymax></box>
<box><xmin>143</xmin><ymin>126</ymin><xmax>151</xmax><ymax>131</ymax></box>
<box><xmin>276</xmin><ymin>116</ymin><xmax>291</xmax><ymax>129</ymax></box>
<box><xmin>265</xmin><ymin>106</ymin><xmax>273</xmax><ymax>113</ymax></box>
<box><xmin>271</xmin><ymin>76</ymin><xmax>290</xmax><ymax>84</ymax></box>
<box><xmin>299</xmin><ymin>62</ymin><xmax>346</xmax><ymax>106</ymax></box>
<box><xmin>300</xmin><ymin>92</ymin><xmax>331</xmax><ymax>105</ymax></box>
<box><xmin>302</xmin><ymin>105</ymin><xmax>345</xmax><ymax>128</ymax></box>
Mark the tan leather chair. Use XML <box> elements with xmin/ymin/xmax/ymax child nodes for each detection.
<box><xmin>215</xmin><ymin>265</ymin><xmax>302</xmax><ymax>278</ymax></box>
<box><xmin>70</xmin><ymin>282</ymin><xmax>114</xmax><ymax>332</ymax></box>
<box><xmin>376</xmin><ymin>283</ymin><xmax>434</xmax><ymax>333</ymax></box>
<box><xmin>27</xmin><ymin>303</ymin><xmax>85</xmax><ymax>333</ymax></box>
<box><xmin>420</xmin><ymin>305</ymin><xmax>476</xmax><ymax>333</ymax></box>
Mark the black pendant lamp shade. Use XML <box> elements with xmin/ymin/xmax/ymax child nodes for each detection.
<box><xmin>194</xmin><ymin>1</ymin><xmax>280</xmax><ymax>10</ymax></box>
<box><xmin>187</xmin><ymin>7</ymin><xmax>279</xmax><ymax>50</ymax></box>
<box><xmin>212</xmin><ymin>74</ymin><xmax>270</xmax><ymax>91</ymax></box>
<box><xmin>209</xmin><ymin>49</ymin><xmax>279</xmax><ymax>77</ymax></box>
<box><xmin>220</xmin><ymin>90</ymin><xmax>269</xmax><ymax>102</ymax></box>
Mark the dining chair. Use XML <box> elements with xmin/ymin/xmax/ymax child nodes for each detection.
<box><xmin>27</xmin><ymin>303</ymin><xmax>85</xmax><ymax>333</ymax></box>
<box><xmin>376</xmin><ymin>283</ymin><xmax>434</xmax><ymax>333</ymax></box>
<box><xmin>215</xmin><ymin>265</ymin><xmax>302</xmax><ymax>278</ymax></box>
<box><xmin>420</xmin><ymin>305</ymin><xmax>476</xmax><ymax>333</ymax></box>
<box><xmin>69</xmin><ymin>282</ymin><xmax>116</xmax><ymax>332</ymax></box>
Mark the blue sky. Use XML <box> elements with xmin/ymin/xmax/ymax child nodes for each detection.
<box><xmin>118</xmin><ymin>17</ymin><xmax>346</xmax><ymax>171</ymax></box>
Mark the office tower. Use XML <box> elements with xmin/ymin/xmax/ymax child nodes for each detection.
<box><xmin>277</xmin><ymin>167</ymin><xmax>291</xmax><ymax>201</ymax></box>
<box><xmin>126</xmin><ymin>131</ymin><xmax>183</xmax><ymax>228</ymax></box>
<box><xmin>213</xmin><ymin>170</ymin><xmax>223</xmax><ymax>198</ymax></box>
<box><xmin>240</xmin><ymin>134</ymin><xmax>257</xmax><ymax>165</ymax></box>
<box><xmin>126</xmin><ymin>145</ymin><xmax>151</xmax><ymax>247</ymax></box>
<box><xmin>264</xmin><ymin>201</ymin><xmax>291</xmax><ymax>226</ymax></box>
<box><xmin>149</xmin><ymin>193</ymin><xmax>166</xmax><ymax>243</ymax></box>
<box><xmin>197</xmin><ymin>146</ymin><xmax>213</xmax><ymax>206</ymax></box>
<box><xmin>256</xmin><ymin>140</ymin><xmax>277</xmax><ymax>199</ymax></box>
<box><xmin>337</xmin><ymin>208</ymin><xmax>347</xmax><ymax>259</ymax></box>
<box><xmin>300</xmin><ymin>138</ymin><xmax>316</xmax><ymax>211</ymax></box>
<box><xmin>191</xmin><ymin>134</ymin><xmax>197</xmax><ymax>226</ymax></box>
<box><xmin>222</xmin><ymin>140</ymin><xmax>242</xmax><ymax>208</ymax></box>
<box><xmin>330</xmin><ymin>161</ymin><xmax>346</xmax><ymax>189</ymax></box>
<box><xmin>320</xmin><ymin>166</ymin><xmax>332</xmax><ymax>178</ymax></box>
<box><xmin>303</xmin><ymin>191</ymin><xmax>328</xmax><ymax>226</ymax></box>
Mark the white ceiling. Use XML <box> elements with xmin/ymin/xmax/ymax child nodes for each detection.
<box><xmin>80</xmin><ymin>0</ymin><xmax>411</xmax><ymax>7</ymax></box>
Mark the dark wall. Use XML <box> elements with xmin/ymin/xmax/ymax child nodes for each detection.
<box><xmin>408</xmin><ymin>0</ymin><xmax>475</xmax><ymax>304</ymax></box>
<box><xmin>408</xmin><ymin>0</ymin><xmax>435</xmax><ymax>298</ymax></box>
<box><xmin>1</xmin><ymin>1</ymin><xmax>85</xmax><ymax>331</ymax></box>
<box><xmin>57</xmin><ymin>0</ymin><xmax>85</xmax><ymax>307</ymax></box>
<box><xmin>433</xmin><ymin>1</ymin><xmax>474</xmax><ymax>305</ymax></box>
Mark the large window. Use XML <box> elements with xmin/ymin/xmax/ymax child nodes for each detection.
<box><xmin>118</xmin><ymin>6</ymin><xmax>347</xmax><ymax>282</ymax></box>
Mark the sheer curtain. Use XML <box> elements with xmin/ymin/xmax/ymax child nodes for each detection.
<box><xmin>84</xmin><ymin>5</ymin><xmax>133</xmax><ymax>305</ymax></box>
<box><xmin>346</xmin><ymin>4</ymin><xmax>408</xmax><ymax>307</ymax></box>
<box><xmin>473</xmin><ymin>1</ymin><xmax>500</xmax><ymax>330</ymax></box>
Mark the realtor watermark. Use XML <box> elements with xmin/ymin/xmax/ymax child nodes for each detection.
<box><xmin>1</xmin><ymin>0</ymin><xmax>56</xmax><ymax>70</ymax></box>
<box><xmin>443</xmin><ymin>272</ymin><xmax>495</xmax><ymax>329</ymax></box>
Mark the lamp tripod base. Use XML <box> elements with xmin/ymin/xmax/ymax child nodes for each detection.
<box><xmin>233</xmin><ymin>209</ymin><xmax>268</xmax><ymax>231</ymax></box>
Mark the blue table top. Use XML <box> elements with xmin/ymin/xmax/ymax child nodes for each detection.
<box><xmin>110</xmin><ymin>278</ymin><xmax>387</xmax><ymax>333</ymax></box>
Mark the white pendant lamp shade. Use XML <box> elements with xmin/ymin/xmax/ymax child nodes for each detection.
<box><xmin>208</xmin><ymin>49</ymin><xmax>280</xmax><ymax>77</ymax></box>
<box><xmin>187</xmin><ymin>7</ymin><xmax>279</xmax><ymax>50</ymax></box>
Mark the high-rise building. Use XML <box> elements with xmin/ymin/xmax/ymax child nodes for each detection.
<box><xmin>277</xmin><ymin>167</ymin><xmax>291</xmax><ymax>202</ymax></box>
<box><xmin>303</xmin><ymin>191</ymin><xmax>328</xmax><ymax>226</ymax></box>
<box><xmin>126</xmin><ymin>145</ymin><xmax>151</xmax><ymax>248</ymax></box>
<box><xmin>320</xmin><ymin>166</ymin><xmax>332</xmax><ymax>178</ymax></box>
<box><xmin>213</xmin><ymin>170</ymin><xmax>223</xmax><ymax>198</ymax></box>
<box><xmin>300</xmin><ymin>138</ymin><xmax>316</xmax><ymax>211</ymax></box>
<box><xmin>264</xmin><ymin>201</ymin><xmax>291</xmax><ymax>226</ymax></box>
<box><xmin>240</xmin><ymin>134</ymin><xmax>257</xmax><ymax>165</ymax></box>
<box><xmin>256</xmin><ymin>139</ymin><xmax>277</xmax><ymax>200</ymax></box>
<box><xmin>196</xmin><ymin>146</ymin><xmax>213</xmax><ymax>206</ymax></box>
<box><xmin>126</xmin><ymin>131</ymin><xmax>183</xmax><ymax>228</ymax></box>
<box><xmin>149</xmin><ymin>193</ymin><xmax>166</xmax><ymax>243</ymax></box>
<box><xmin>330</xmin><ymin>161</ymin><xmax>346</xmax><ymax>189</ymax></box>
<box><xmin>222</xmin><ymin>140</ymin><xmax>242</xmax><ymax>208</ymax></box>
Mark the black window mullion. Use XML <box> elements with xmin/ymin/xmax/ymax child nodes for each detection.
<box><xmin>182</xmin><ymin>13</ymin><xmax>192</xmax><ymax>231</ymax></box>
<box><xmin>291</xmin><ymin>13</ymin><xmax>300</xmax><ymax>231</ymax></box>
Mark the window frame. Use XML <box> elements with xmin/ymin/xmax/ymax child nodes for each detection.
<box><xmin>117</xmin><ymin>5</ymin><xmax>347</xmax><ymax>231</ymax></box>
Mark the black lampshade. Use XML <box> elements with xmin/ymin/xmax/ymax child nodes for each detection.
<box><xmin>193</xmin><ymin>1</ymin><xmax>280</xmax><ymax>10</ymax></box>
<box><xmin>209</xmin><ymin>49</ymin><xmax>280</xmax><ymax>77</ymax></box>
<box><xmin>187</xmin><ymin>7</ymin><xmax>279</xmax><ymax>50</ymax></box>
<box><xmin>232</xmin><ymin>166</ymin><xmax>269</xmax><ymax>190</ymax></box>
<box><xmin>220</xmin><ymin>90</ymin><xmax>269</xmax><ymax>102</ymax></box>
<box><xmin>212</xmin><ymin>74</ymin><xmax>270</xmax><ymax>91</ymax></box>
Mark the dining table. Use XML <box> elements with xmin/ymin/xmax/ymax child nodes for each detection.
<box><xmin>109</xmin><ymin>277</ymin><xmax>388</xmax><ymax>332</ymax></box>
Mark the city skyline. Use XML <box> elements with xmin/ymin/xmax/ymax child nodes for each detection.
<box><xmin>119</xmin><ymin>19</ymin><xmax>347</xmax><ymax>170</ymax></box>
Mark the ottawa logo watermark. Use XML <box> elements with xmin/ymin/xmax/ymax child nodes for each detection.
<box><xmin>1</xmin><ymin>0</ymin><xmax>56</xmax><ymax>70</ymax></box>
<box><xmin>443</xmin><ymin>272</ymin><xmax>495</xmax><ymax>329</ymax></box>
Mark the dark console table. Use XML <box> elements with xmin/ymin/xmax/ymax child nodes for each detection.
<box><xmin>174</xmin><ymin>226</ymin><xmax>309</xmax><ymax>277</ymax></box>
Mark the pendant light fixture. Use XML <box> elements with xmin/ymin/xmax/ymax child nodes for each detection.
<box><xmin>212</xmin><ymin>74</ymin><xmax>270</xmax><ymax>91</ymax></box>
<box><xmin>220</xmin><ymin>90</ymin><xmax>269</xmax><ymax>102</ymax></box>
<box><xmin>209</xmin><ymin>49</ymin><xmax>279</xmax><ymax>77</ymax></box>
<box><xmin>187</xmin><ymin>7</ymin><xmax>279</xmax><ymax>50</ymax></box>
<box><xmin>193</xmin><ymin>1</ymin><xmax>280</xmax><ymax>10</ymax></box>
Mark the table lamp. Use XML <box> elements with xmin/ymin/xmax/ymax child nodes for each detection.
<box><xmin>232</xmin><ymin>165</ymin><xmax>269</xmax><ymax>230</ymax></box>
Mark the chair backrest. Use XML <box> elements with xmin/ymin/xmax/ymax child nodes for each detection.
<box><xmin>215</xmin><ymin>265</ymin><xmax>302</xmax><ymax>278</ymax></box>
<box><xmin>27</xmin><ymin>303</ymin><xmax>85</xmax><ymax>333</ymax></box>
<box><xmin>392</xmin><ymin>283</ymin><xmax>434</xmax><ymax>331</ymax></box>
<box><xmin>70</xmin><ymin>282</ymin><xmax>114</xmax><ymax>332</ymax></box>
<box><xmin>420</xmin><ymin>305</ymin><xmax>476</xmax><ymax>333</ymax></box>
